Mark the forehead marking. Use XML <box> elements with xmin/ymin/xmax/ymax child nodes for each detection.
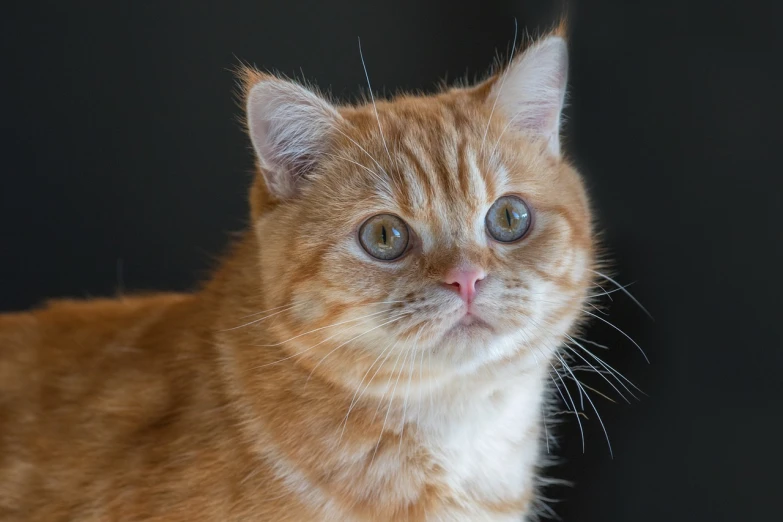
<box><xmin>465</xmin><ymin>146</ymin><xmax>490</xmax><ymax>204</ymax></box>
<box><xmin>396</xmin><ymin>138</ymin><xmax>435</xmax><ymax>210</ymax></box>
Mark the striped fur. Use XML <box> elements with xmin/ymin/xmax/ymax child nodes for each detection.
<box><xmin>0</xmin><ymin>28</ymin><xmax>595</xmax><ymax>521</ymax></box>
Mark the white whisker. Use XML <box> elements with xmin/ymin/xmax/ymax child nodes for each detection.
<box><xmin>255</xmin><ymin>308</ymin><xmax>397</xmax><ymax>347</ymax></box>
<box><xmin>585</xmin><ymin>281</ymin><xmax>636</xmax><ymax>300</ymax></box>
<box><xmin>566</xmin><ymin>335</ymin><xmax>646</xmax><ymax>398</ymax></box>
<box><xmin>589</xmin><ymin>269</ymin><xmax>653</xmax><ymax>320</ymax></box>
<box><xmin>238</xmin><ymin>302</ymin><xmax>301</xmax><ymax>320</ymax></box>
<box><xmin>555</xmin><ymin>352</ymin><xmax>614</xmax><ymax>458</ymax></box>
<box><xmin>319</xmin><ymin>151</ymin><xmax>383</xmax><ymax>180</ymax></box>
<box><xmin>371</xmin><ymin>333</ymin><xmax>416</xmax><ymax>466</ymax></box>
<box><xmin>564</xmin><ymin>345</ymin><xmax>630</xmax><ymax>404</ymax></box>
<box><xmin>551</xmin><ymin>361</ymin><xmax>584</xmax><ymax>452</ymax></box>
<box><xmin>416</xmin><ymin>339</ymin><xmax>426</xmax><ymax>435</ymax></box>
<box><xmin>339</xmin><ymin>337</ymin><xmax>400</xmax><ymax>441</ymax></box>
<box><xmin>221</xmin><ymin>305</ymin><xmax>298</xmax><ymax>332</ymax></box>
<box><xmin>582</xmin><ymin>309</ymin><xmax>650</xmax><ymax>363</ymax></box>
<box><xmin>481</xmin><ymin>18</ymin><xmax>519</xmax><ymax>152</ymax></box>
<box><xmin>398</xmin><ymin>330</ymin><xmax>420</xmax><ymax>454</ymax></box>
<box><xmin>517</xmin><ymin>325</ymin><xmax>585</xmax><ymax>451</ymax></box>
<box><xmin>427</xmin><ymin>341</ymin><xmax>434</xmax><ymax>413</ymax></box>
<box><xmin>370</xmin><ymin>332</ymin><xmax>410</xmax><ymax>424</ymax></box>
<box><xmin>251</xmin><ymin>310</ymin><xmax>399</xmax><ymax>369</ymax></box>
<box><xmin>331</xmin><ymin>124</ymin><xmax>389</xmax><ymax>177</ymax></box>
<box><xmin>305</xmin><ymin>312</ymin><xmax>409</xmax><ymax>386</ymax></box>
<box><xmin>358</xmin><ymin>37</ymin><xmax>394</xmax><ymax>165</ymax></box>
<box><xmin>576</xmin><ymin>337</ymin><xmax>610</xmax><ymax>350</ymax></box>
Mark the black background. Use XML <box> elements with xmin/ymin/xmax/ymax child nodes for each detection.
<box><xmin>2</xmin><ymin>1</ymin><xmax>781</xmax><ymax>520</ymax></box>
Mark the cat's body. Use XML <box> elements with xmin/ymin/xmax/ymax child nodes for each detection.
<box><xmin>0</xmin><ymin>240</ymin><xmax>547</xmax><ymax>521</ymax></box>
<box><xmin>1</xmin><ymin>27</ymin><xmax>596</xmax><ymax>521</ymax></box>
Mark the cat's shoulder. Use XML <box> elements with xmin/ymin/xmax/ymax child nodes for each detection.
<box><xmin>0</xmin><ymin>292</ymin><xmax>195</xmax><ymax>367</ymax></box>
<box><xmin>40</xmin><ymin>292</ymin><xmax>191</xmax><ymax>316</ymax></box>
<box><xmin>1</xmin><ymin>292</ymin><xmax>191</xmax><ymax>326</ymax></box>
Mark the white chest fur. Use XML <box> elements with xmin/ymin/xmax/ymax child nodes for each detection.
<box><xmin>416</xmin><ymin>369</ymin><xmax>547</xmax><ymax>520</ymax></box>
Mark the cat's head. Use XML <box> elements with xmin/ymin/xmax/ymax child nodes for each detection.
<box><xmin>241</xmin><ymin>31</ymin><xmax>594</xmax><ymax>392</ymax></box>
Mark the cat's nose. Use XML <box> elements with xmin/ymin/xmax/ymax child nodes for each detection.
<box><xmin>443</xmin><ymin>268</ymin><xmax>486</xmax><ymax>304</ymax></box>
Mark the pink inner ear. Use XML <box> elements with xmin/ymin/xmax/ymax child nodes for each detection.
<box><xmin>246</xmin><ymin>79</ymin><xmax>342</xmax><ymax>199</ymax></box>
<box><xmin>512</xmin><ymin>99</ymin><xmax>560</xmax><ymax>131</ymax></box>
<box><xmin>492</xmin><ymin>36</ymin><xmax>568</xmax><ymax>155</ymax></box>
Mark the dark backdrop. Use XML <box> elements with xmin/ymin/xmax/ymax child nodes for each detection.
<box><xmin>2</xmin><ymin>1</ymin><xmax>781</xmax><ymax>520</ymax></box>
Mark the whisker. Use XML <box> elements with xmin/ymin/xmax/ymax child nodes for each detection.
<box><xmin>585</xmin><ymin>281</ymin><xmax>636</xmax><ymax>300</ymax></box>
<box><xmin>589</xmin><ymin>269</ymin><xmax>654</xmax><ymax>320</ymax></box>
<box><xmin>591</xmin><ymin>281</ymin><xmax>613</xmax><ymax>301</ymax></box>
<box><xmin>339</xmin><ymin>337</ymin><xmax>400</xmax><ymax>441</ymax></box>
<box><xmin>517</xmin><ymin>322</ymin><xmax>588</xmax><ymax>452</ymax></box>
<box><xmin>548</xmin><ymin>370</ymin><xmax>571</xmax><ymax>417</ymax></box>
<box><xmin>543</xmin><ymin>406</ymin><xmax>551</xmax><ymax>454</ymax></box>
<box><xmin>525</xmin><ymin>328</ymin><xmax>585</xmax><ymax>453</ymax></box>
<box><xmin>416</xmin><ymin>339</ymin><xmax>426</xmax><ymax>434</ymax></box>
<box><xmin>550</xmin><ymin>409</ymin><xmax>590</xmax><ymax>419</ymax></box>
<box><xmin>555</xmin><ymin>352</ymin><xmax>614</xmax><ymax>458</ymax></box>
<box><xmin>487</xmin><ymin>109</ymin><xmax>525</xmax><ymax>164</ymax></box>
<box><xmin>331</xmin><ymin>125</ymin><xmax>389</xmax><ymax>178</ymax></box>
<box><xmin>238</xmin><ymin>302</ymin><xmax>301</xmax><ymax>320</ymax></box>
<box><xmin>582</xmin><ymin>309</ymin><xmax>650</xmax><ymax>363</ymax></box>
<box><xmin>480</xmin><ymin>18</ymin><xmax>519</xmax><ymax>153</ymax></box>
<box><xmin>551</xmin><ymin>362</ymin><xmax>584</xmax><ymax>452</ymax></box>
<box><xmin>521</xmin><ymin>330</ymin><xmax>551</xmax><ymax>455</ymax></box>
<box><xmin>398</xmin><ymin>331</ymin><xmax>420</xmax><ymax>454</ymax></box>
<box><xmin>529</xmin><ymin>315</ymin><xmax>644</xmax><ymax>401</ymax></box>
<box><xmin>358</xmin><ymin>37</ymin><xmax>394</xmax><ymax>166</ymax></box>
<box><xmin>319</xmin><ymin>151</ymin><xmax>383</xmax><ymax>180</ymax></box>
<box><xmin>568</xmin><ymin>365</ymin><xmax>614</xmax><ymax>375</ymax></box>
<box><xmin>254</xmin><ymin>308</ymin><xmax>398</xmax><ymax>347</ymax></box>
<box><xmin>371</xmin><ymin>338</ymin><xmax>415</xmax><ymax>466</ymax></box>
<box><xmin>575</xmin><ymin>337</ymin><xmax>610</xmax><ymax>350</ymax></box>
<box><xmin>587</xmin><ymin>302</ymin><xmax>609</xmax><ymax>316</ymax></box>
<box><xmin>221</xmin><ymin>305</ymin><xmax>298</xmax><ymax>332</ymax></box>
<box><xmin>565</xmin><ymin>333</ymin><xmax>646</xmax><ymax>395</ymax></box>
<box><xmin>371</xmin><ymin>332</ymin><xmax>411</xmax><ymax>424</ymax></box>
<box><xmin>251</xmin><ymin>310</ymin><xmax>399</xmax><ymax>369</ymax></box>
<box><xmin>563</xmin><ymin>345</ymin><xmax>630</xmax><ymax>404</ymax></box>
<box><xmin>560</xmin><ymin>377</ymin><xmax>618</xmax><ymax>404</ymax></box>
<box><xmin>427</xmin><ymin>341</ymin><xmax>434</xmax><ymax>413</ymax></box>
<box><xmin>304</xmin><ymin>313</ymin><xmax>409</xmax><ymax>386</ymax></box>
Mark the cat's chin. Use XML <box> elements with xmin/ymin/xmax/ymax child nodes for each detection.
<box><xmin>457</xmin><ymin>314</ymin><xmax>484</xmax><ymax>326</ymax></box>
<box><xmin>441</xmin><ymin>314</ymin><xmax>495</xmax><ymax>342</ymax></box>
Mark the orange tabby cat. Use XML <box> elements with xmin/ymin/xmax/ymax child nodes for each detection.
<box><xmin>0</xmin><ymin>26</ymin><xmax>596</xmax><ymax>521</ymax></box>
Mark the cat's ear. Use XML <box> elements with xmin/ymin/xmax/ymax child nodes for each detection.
<box><xmin>488</xmin><ymin>35</ymin><xmax>568</xmax><ymax>156</ymax></box>
<box><xmin>244</xmin><ymin>73</ymin><xmax>343</xmax><ymax>200</ymax></box>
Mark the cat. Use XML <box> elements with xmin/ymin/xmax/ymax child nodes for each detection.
<box><xmin>0</xmin><ymin>24</ymin><xmax>598</xmax><ymax>521</ymax></box>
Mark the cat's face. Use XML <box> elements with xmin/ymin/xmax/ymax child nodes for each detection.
<box><xmin>246</xmin><ymin>34</ymin><xmax>593</xmax><ymax>390</ymax></box>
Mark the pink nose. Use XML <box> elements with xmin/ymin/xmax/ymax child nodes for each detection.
<box><xmin>443</xmin><ymin>268</ymin><xmax>486</xmax><ymax>304</ymax></box>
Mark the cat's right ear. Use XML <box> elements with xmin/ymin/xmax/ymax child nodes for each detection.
<box><xmin>243</xmin><ymin>71</ymin><xmax>343</xmax><ymax>201</ymax></box>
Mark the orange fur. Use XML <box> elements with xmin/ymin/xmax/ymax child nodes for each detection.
<box><xmin>1</xmin><ymin>30</ymin><xmax>595</xmax><ymax>521</ymax></box>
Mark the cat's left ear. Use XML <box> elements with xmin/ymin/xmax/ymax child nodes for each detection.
<box><xmin>487</xmin><ymin>34</ymin><xmax>569</xmax><ymax>156</ymax></box>
<box><xmin>244</xmin><ymin>72</ymin><xmax>343</xmax><ymax>201</ymax></box>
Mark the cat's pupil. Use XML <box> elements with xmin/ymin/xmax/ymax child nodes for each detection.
<box><xmin>485</xmin><ymin>195</ymin><xmax>530</xmax><ymax>243</ymax></box>
<box><xmin>358</xmin><ymin>214</ymin><xmax>409</xmax><ymax>260</ymax></box>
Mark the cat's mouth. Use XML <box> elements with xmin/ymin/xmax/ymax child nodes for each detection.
<box><xmin>449</xmin><ymin>309</ymin><xmax>493</xmax><ymax>333</ymax></box>
<box><xmin>458</xmin><ymin>313</ymin><xmax>483</xmax><ymax>326</ymax></box>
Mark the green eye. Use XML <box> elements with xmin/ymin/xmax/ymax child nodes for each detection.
<box><xmin>486</xmin><ymin>195</ymin><xmax>532</xmax><ymax>243</ymax></box>
<box><xmin>359</xmin><ymin>214</ymin><xmax>410</xmax><ymax>260</ymax></box>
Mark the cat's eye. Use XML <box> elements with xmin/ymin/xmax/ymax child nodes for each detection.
<box><xmin>359</xmin><ymin>214</ymin><xmax>410</xmax><ymax>260</ymax></box>
<box><xmin>486</xmin><ymin>195</ymin><xmax>532</xmax><ymax>243</ymax></box>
